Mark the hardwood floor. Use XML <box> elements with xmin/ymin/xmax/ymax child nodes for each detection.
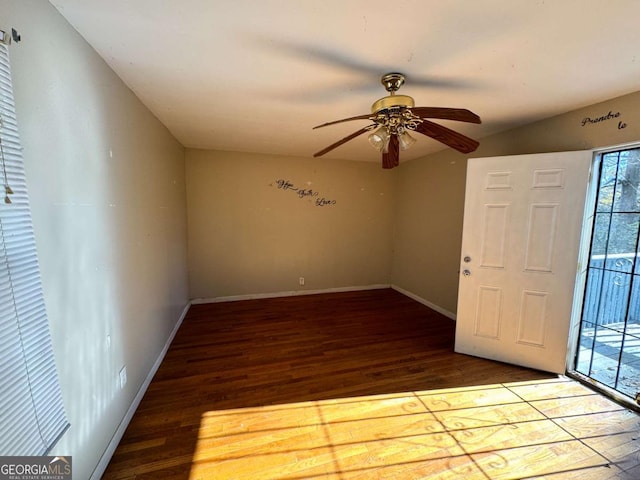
<box><xmin>102</xmin><ymin>289</ymin><xmax>640</xmax><ymax>479</ymax></box>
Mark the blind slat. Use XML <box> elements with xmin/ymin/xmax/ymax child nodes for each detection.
<box><xmin>0</xmin><ymin>40</ymin><xmax>68</xmax><ymax>456</ymax></box>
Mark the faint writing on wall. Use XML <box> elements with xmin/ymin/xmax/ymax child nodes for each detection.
<box><xmin>581</xmin><ymin>110</ymin><xmax>627</xmax><ymax>130</ymax></box>
<box><xmin>272</xmin><ymin>179</ymin><xmax>336</xmax><ymax>207</ymax></box>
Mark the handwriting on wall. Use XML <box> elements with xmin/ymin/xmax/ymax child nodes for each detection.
<box><xmin>581</xmin><ymin>110</ymin><xmax>627</xmax><ymax>130</ymax></box>
<box><xmin>272</xmin><ymin>179</ymin><xmax>336</xmax><ymax>207</ymax></box>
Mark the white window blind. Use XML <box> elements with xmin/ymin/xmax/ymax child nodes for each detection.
<box><xmin>0</xmin><ymin>35</ymin><xmax>69</xmax><ymax>455</ymax></box>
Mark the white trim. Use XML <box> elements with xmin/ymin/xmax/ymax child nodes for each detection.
<box><xmin>90</xmin><ymin>301</ymin><xmax>192</xmax><ymax>480</ymax></box>
<box><xmin>391</xmin><ymin>285</ymin><xmax>457</xmax><ymax>320</ymax></box>
<box><xmin>566</xmin><ymin>152</ymin><xmax>599</xmax><ymax>371</ymax></box>
<box><xmin>593</xmin><ymin>140</ymin><xmax>640</xmax><ymax>155</ymax></box>
<box><xmin>191</xmin><ymin>284</ymin><xmax>391</xmax><ymax>304</ymax></box>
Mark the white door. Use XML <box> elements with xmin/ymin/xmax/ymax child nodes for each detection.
<box><xmin>455</xmin><ymin>151</ymin><xmax>592</xmax><ymax>373</ymax></box>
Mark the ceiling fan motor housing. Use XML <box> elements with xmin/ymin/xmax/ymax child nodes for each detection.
<box><xmin>371</xmin><ymin>94</ymin><xmax>415</xmax><ymax>114</ymax></box>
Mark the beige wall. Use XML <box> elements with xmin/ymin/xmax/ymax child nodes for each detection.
<box><xmin>186</xmin><ymin>149</ymin><xmax>395</xmax><ymax>299</ymax></box>
<box><xmin>2</xmin><ymin>1</ymin><xmax>189</xmax><ymax>478</ymax></box>
<box><xmin>393</xmin><ymin>90</ymin><xmax>640</xmax><ymax>315</ymax></box>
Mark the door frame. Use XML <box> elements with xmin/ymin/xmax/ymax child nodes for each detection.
<box><xmin>565</xmin><ymin>141</ymin><xmax>640</xmax><ymax>412</ymax></box>
<box><xmin>565</xmin><ymin>150</ymin><xmax>599</xmax><ymax>370</ymax></box>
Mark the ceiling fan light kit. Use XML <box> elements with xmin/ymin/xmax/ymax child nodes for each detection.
<box><xmin>368</xmin><ymin>126</ymin><xmax>390</xmax><ymax>153</ymax></box>
<box><xmin>313</xmin><ymin>72</ymin><xmax>481</xmax><ymax>169</ymax></box>
<box><xmin>398</xmin><ymin>130</ymin><xmax>417</xmax><ymax>151</ymax></box>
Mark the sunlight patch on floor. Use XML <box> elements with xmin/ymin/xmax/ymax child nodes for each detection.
<box><xmin>188</xmin><ymin>377</ymin><xmax>640</xmax><ymax>479</ymax></box>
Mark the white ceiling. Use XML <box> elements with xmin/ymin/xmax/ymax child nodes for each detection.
<box><xmin>50</xmin><ymin>0</ymin><xmax>640</xmax><ymax>165</ymax></box>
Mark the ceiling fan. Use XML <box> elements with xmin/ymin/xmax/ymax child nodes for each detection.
<box><xmin>313</xmin><ymin>73</ymin><xmax>481</xmax><ymax>169</ymax></box>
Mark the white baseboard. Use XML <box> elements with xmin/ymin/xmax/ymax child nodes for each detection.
<box><xmin>391</xmin><ymin>285</ymin><xmax>457</xmax><ymax>320</ymax></box>
<box><xmin>191</xmin><ymin>284</ymin><xmax>456</xmax><ymax>320</ymax></box>
<box><xmin>90</xmin><ymin>301</ymin><xmax>191</xmax><ymax>480</ymax></box>
<box><xmin>191</xmin><ymin>284</ymin><xmax>391</xmax><ymax>304</ymax></box>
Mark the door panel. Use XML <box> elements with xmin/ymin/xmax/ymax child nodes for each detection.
<box><xmin>455</xmin><ymin>151</ymin><xmax>592</xmax><ymax>373</ymax></box>
<box><xmin>474</xmin><ymin>286</ymin><xmax>502</xmax><ymax>339</ymax></box>
<box><xmin>479</xmin><ymin>204</ymin><xmax>509</xmax><ymax>268</ymax></box>
<box><xmin>516</xmin><ymin>290</ymin><xmax>548</xmax><ymax>346</ymax></box>
<box><xmin>524</xmin><ymin>203</ymin><xmax>558</xmax><ymax>272</ymax></box>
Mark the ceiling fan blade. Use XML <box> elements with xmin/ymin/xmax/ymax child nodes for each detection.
<box><xmin>412</xmin><ymin>107</ymin><xmax>481</xmax><ymax>124</ymax></box>
<box><xmin>382</xmin><ymin>135</ymin><xmax>399</xmax><ymax>169</ymax></box>
<box><xmin>414</xmin><ymin>120</ymin><xmax>479</xmax><ymax>154</ymax></box>
<box><xmin>313</xmin><ymin>114</ymin><xmax>372</xmax><ymax>129</ymax></box>
<box><xmin>313</xmin><ymin>125</ymin><xmax>373</xmax><ymax>157</ymax></box>
<box><xmin>263</xmin><ymin>41</ymin><xmax>463</xmax><ymax>86</ymax></box>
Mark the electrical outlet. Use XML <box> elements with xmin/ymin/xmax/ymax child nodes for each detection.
<box><xmin>119</xmin><ymin>366</ymin><xmax>127</xmax><ymax>389</ymax></box>
<box><xmin>299</xmin><ymin>277</ymin><xmax>305</xmax><ymax>286</ymax></box>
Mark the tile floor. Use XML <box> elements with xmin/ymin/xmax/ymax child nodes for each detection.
<box><xmin>188</xmin><ymin>376</ymin><xmax>640</xmax><ymax>479</ymax></box>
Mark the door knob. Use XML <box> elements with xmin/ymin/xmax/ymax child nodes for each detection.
<box><xmin>464</xmin><ymin>256</ymin><xmax>472</xmax><ymax>263</ymax></box>
<box><xmin>463</xmin><ymin>269</ymin><xmax>471</xmax><ymax>276</ymax></box>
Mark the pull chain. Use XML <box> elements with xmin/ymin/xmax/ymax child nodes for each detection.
<box><xmin>0</xmin><ymin>117</ymin><xmax>13</xmax><ymax>204</ymax></box>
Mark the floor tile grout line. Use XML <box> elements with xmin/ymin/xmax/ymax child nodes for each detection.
<box><xmin>412</xmin><ymin>391</ymin><xmax>492</xmax><ymax>480</ymax></box>
<box><xmin>502</xmin><ymin>380</ymin><xmax>614</xmax><ymax>470</ymax></box>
